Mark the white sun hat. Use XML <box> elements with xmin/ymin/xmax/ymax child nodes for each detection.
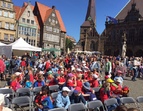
<box><xmin>62</xmin><ymin>87</ymin><xmax>71</xmax><ymax>92</ymax></box>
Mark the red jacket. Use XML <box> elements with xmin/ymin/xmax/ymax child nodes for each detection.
<box><xmin>0</xmin><ymin>59</ymin><xmax>5</xmax><ymax>73</ymax></box>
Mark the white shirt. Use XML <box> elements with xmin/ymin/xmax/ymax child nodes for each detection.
<box><xmin>2</xmin><ymin>107</ymin><xmax>12</xmax><ymax>111</ymax></box>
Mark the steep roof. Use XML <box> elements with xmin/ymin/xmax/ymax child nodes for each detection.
<box><xmin>14</xmin><ymin>2</ymin><xmax>40</xmax><ymax>29</ymax></box>
<box><xmin>36</xmin><ymin>2</ymin><xmax>66</xmax><ymax>32</ymax></box>
<box><xmin>14</xmin><ymin>6</ymin><xmax>21</xmax><ymax>20</ymax></box>
<box><xmin>116</xmin><ymin>0</ymin><xmax>143</xmax><ymax>20</ymax></box>
<box><xmin>81</xmin><ymin>21</ymin><xmax>91</xmax><ymax>27</ymax></box>
<box><xmin>44</xmin><ymin>9</ymin><xmax>53</xmax><ymax>22</ymax></box>
<box><xmin>85</xmin><ymin>0</ymin><xmax>96</xmax><ymax>23</ymax></box>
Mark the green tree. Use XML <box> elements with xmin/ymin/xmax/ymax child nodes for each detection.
<box><xmin>65</xmin><ymin>38</ymin><xmax>74</xmax><ymax>52</ymax></box>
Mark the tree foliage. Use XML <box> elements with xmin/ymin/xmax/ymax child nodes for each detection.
<box><xmin>65</xmin><ymin>38</ymin><xmax>74</xmax><ymax>52</ymax></box>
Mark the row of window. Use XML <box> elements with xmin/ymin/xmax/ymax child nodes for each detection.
<box><xmin>18</xmin><ymin>26</ymin><xmax>36</xmax><ymax>37</ymax></box>
<box><xmin>49</xmin><ymin>18</ymin><xmax>58</xmax><ymax>24</ymax></box>
<box><xmin>1</xmin><ymin>1</ymin><xmax>12</xmax><ymax>9</ymax></box>
<box><xmin>45</xmin><ymin>26</ymin><xmax>60</xmax><ymax>33</ymax></box>
<box><xmin>23</xmin><ymin>38</ymin><xmax>36</xmax><ymax>46</ymax></box>
<box><xmin>0</xmin><ymin>10</ymin><xmax>14</xmax><ymax>18</ymax></box>
<box><xmin>0</xmin><ymin>22</ymin><xmax>15</xmax><ymax>30</ymax></box>
<box><xmin>4</xmin><ymin>34</ymin><xmax>14</xmax><ymax>41</ymax></box>
<box><xmin>22</xmin><ymin>18</ymin><xmax>34</xmax><ymax>24</ymax></box>
<box><xmin>44</xmin><ymin>33</ymin><xmax>59</xmax><ymax>42</ymax></box>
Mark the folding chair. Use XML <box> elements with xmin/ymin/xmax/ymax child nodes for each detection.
<box><xmin>49</xmin><ymin>107</ymin><xmax>66</xmax><ymax>111</ymax></box>
<box><xmin>32</xmin><ymin>86</ymin><xmax>42</xmax><ymax>95</ymax></box>
<box><xmin>92</xmin><ymin>87</ymin><xmax>100</xmax><ymax>92</ymax></box>
<box><xmin>137</xmin><ymin>96</ymin><xmax>143</xmax><ymax>111</ymax></box>
<box><xmin>12</xmin><ymin>96</ymin><xmax>31</xmax><ymax>111</ymax></box>
<box><xmin>16</xmin><ymin>88</ymin><xmax>31</xmax><ymax>97</ymax></box>
<box><xmin>92</xmin><ymin>87</ymin><xmax>101</xmax><ymax>99</ymax></box>
<box><xmin>0</xmin><ymin>88</ymin><xmax>14</xmax><ymax>98</ymax></box>
<box><xmin>49</xmin><ymin>85</ymin><xmax>59</xmax><ymax>92</ymax></box>
<box><xmin>104</xmin><ymin>98</ymin><xmax>119</xmax><ymax>111</ymax></box>
<box><xmin>87</xmin><ymin>100</ymin><xmax>105</xmax><ymax>111</ymax></box>
<box><xmin>51</xmin><ymin>92</ymin><xmax>59</xmax><ymax>101</ymax></box>
<box><xmin>120</xmin><ymin>97</ymin><xmax>138</xmax><ymax>108</ymax></box>
<box><xmin>68</xmin><ymin>103</ymin><xmax>86</xmax><ymax>111</ymax></box>
<box><xmin>0</xmin><ymin>88</ymin><xmax>14</xmax><ymax>107</ymax></box>
<box><xmin>68</xmin><ymin>91</ymin><xmax>73</xmax><ymax>96</ymax></box>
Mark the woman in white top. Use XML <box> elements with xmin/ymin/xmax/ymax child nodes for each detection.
<box><xmin>0</xmin><ymin>94</ymin><xmax>12</xmax><ymax>111</ymax></box>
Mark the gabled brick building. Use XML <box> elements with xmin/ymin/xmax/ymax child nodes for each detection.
<box><xmin>33</xmin><ymin>2</ymin><xmax>66</xmax><ymax>53</ymax></box>
<box><xmin>14</xmin><ymin>2</ymin><xmax>39</xmax><ymax>46</ymax></box>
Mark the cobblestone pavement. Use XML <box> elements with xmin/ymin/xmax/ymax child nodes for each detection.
<box><xmin>123</xmin><ymin>76</ymin><xmax>143</xmax><ymax>99</ymax></box>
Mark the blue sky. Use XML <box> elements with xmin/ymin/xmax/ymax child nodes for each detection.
<box><xmin>13</xmin><ymin>0</ymin><xmax>129</xmax><ymax>42</ymax></box>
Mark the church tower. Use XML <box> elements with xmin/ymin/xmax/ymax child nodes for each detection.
<box><xmin>79</xmin><ymin>0</ymin><xmax>99</xmax><ymax>51</ymax></box>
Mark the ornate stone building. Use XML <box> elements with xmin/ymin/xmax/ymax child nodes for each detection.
<box><xmin>102</xmin><ymin>0</ymin><xmax>143</xmax><ymax>57</ymax></box>
<box><xmin>78</xmin><ymin>0</ymin><xmax>99</xmax><ymax>51</ymax></box>
<box><xmin>0</xmin><ymin>0</ymin><xmax>15</xmax><ymax>44</ymax></box>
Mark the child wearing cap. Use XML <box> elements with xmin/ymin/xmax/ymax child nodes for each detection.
<box><xmin>70</xmin><ymin>87</ymin><xmax>86</xmax><ymax>105</ymax></box>
<box><xmin>10</xmin><ymin>74</ymin><xmax>21</xmax><ymax>91</ymax></box>
<box><xmin>91</xmin><ymin>74</ymin><xmax>99</xmax><ymax>88</ymax></box>
<box><xmin>66</xmin><ymin>73</ymin><xmax>77</xmax><ymax>90</ymax></box>
<box><xmin>55</xmin><ymin>87</ymin><xmax>71</xmax><ymax>109</ymax></box>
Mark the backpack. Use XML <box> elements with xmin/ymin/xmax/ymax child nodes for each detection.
<box><xmin>25</xmin><ymin>81</ymin><xmax>32</xmax><ymax>88</ymax></box>
<box><xmin>41</xmin><ymin>96</ymin><xmax>53</xmax><ymax>109</ymax></box>
<box><xmin>10</xmin><ymin>59</ymin><xmax>16</xmax><ymax>68</ymax></box>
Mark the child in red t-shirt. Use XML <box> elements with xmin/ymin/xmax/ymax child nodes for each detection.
<box><xmin>28</xmin><ymin>67</ymin><xmax>34</xmax><ymax>83</ymax></box>
<box><xmin>58</xmin><ymin>73</ymin><xmax>66</xmax><ymax>85</ymax></box>
<box><xmin>76</xmin><ymin>74</ymin><xmax>83</xmax><ymax>89</ymax></box>
<box><xmin>66</xmin><ymin>73</ymin><xmax>77</xmax><ymax>90</ymax></box>
<box><xmin>91</xmin><ymin>74</ymin><xmax>99</xmax><ymax>88</ymax></box>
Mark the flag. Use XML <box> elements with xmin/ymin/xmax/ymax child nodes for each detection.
<box><xmin>107</xmin><ymin>16</ymin><xmax>118</xmax><ymax>24</ymax></box>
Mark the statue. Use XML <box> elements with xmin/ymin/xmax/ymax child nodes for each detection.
<box><xmin>122</xmin><ymin>32</ymin><xmax>127</xmax><ymax>58</ymax></box>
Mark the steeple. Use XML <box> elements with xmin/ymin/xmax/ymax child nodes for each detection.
<box><xmin>85</xmin><ymin>0</ymin><xmax>96</xmax><ymax>25</ymax></box>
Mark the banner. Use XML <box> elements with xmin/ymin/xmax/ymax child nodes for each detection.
<box><xmin>0</xmin><ymin>46</ymin><xmax>12</xmax><ymax>59</ymax></box>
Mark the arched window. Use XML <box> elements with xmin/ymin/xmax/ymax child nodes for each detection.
<box><xmin>90</xmin><ymin>41</ymin><xmax>96</xmax><ymax>51</ymax></box>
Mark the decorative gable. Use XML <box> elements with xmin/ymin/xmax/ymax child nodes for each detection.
<box><xmin>125</xmin><ymin>3</ymin><xmax>142</xmax><ymax>22</ymax></box>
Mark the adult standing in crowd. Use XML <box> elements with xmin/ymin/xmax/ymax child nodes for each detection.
<box><xmin>10</xmin><ymin>55</ymin><xmax>17</xmax><ymax>74</ymax></box>
<box><xmin>0</xmin><ymin>56</ymin><xmax>5</xmax><ymax>80</ymax></box>
<box><xmin>105</xmin><ymin>57</ymin><xmax>112</xmax><ymax>74</ymax></box>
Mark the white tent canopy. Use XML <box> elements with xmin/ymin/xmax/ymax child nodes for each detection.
<box><xmin>0</xmin><ymin>42</ymin><xmax>6</xmax><ymax>46</ymax></box>
<box><xmin>8</xmin><ymin>37</ymin><xmax>41</xmax><ymax>51</ymax></box>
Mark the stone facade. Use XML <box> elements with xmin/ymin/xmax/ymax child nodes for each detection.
<box><xmin>103</xmin><ymin>1</ymin><xmax>143</xmax><ymax>57</ymax></box>
<box><xmin>0</xmin><ymin>0</ymin><xmax>15</xmax><ymax>44</ymax></box>
<box><xmin>14</xmin><ymin>3</ymin><xmax>39</xmax><ymax>46</ymax></box>
<box><xmin>79</xmin><ymin>0</ymin><xmax>99</xmax><ymax>52</ymax></box>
